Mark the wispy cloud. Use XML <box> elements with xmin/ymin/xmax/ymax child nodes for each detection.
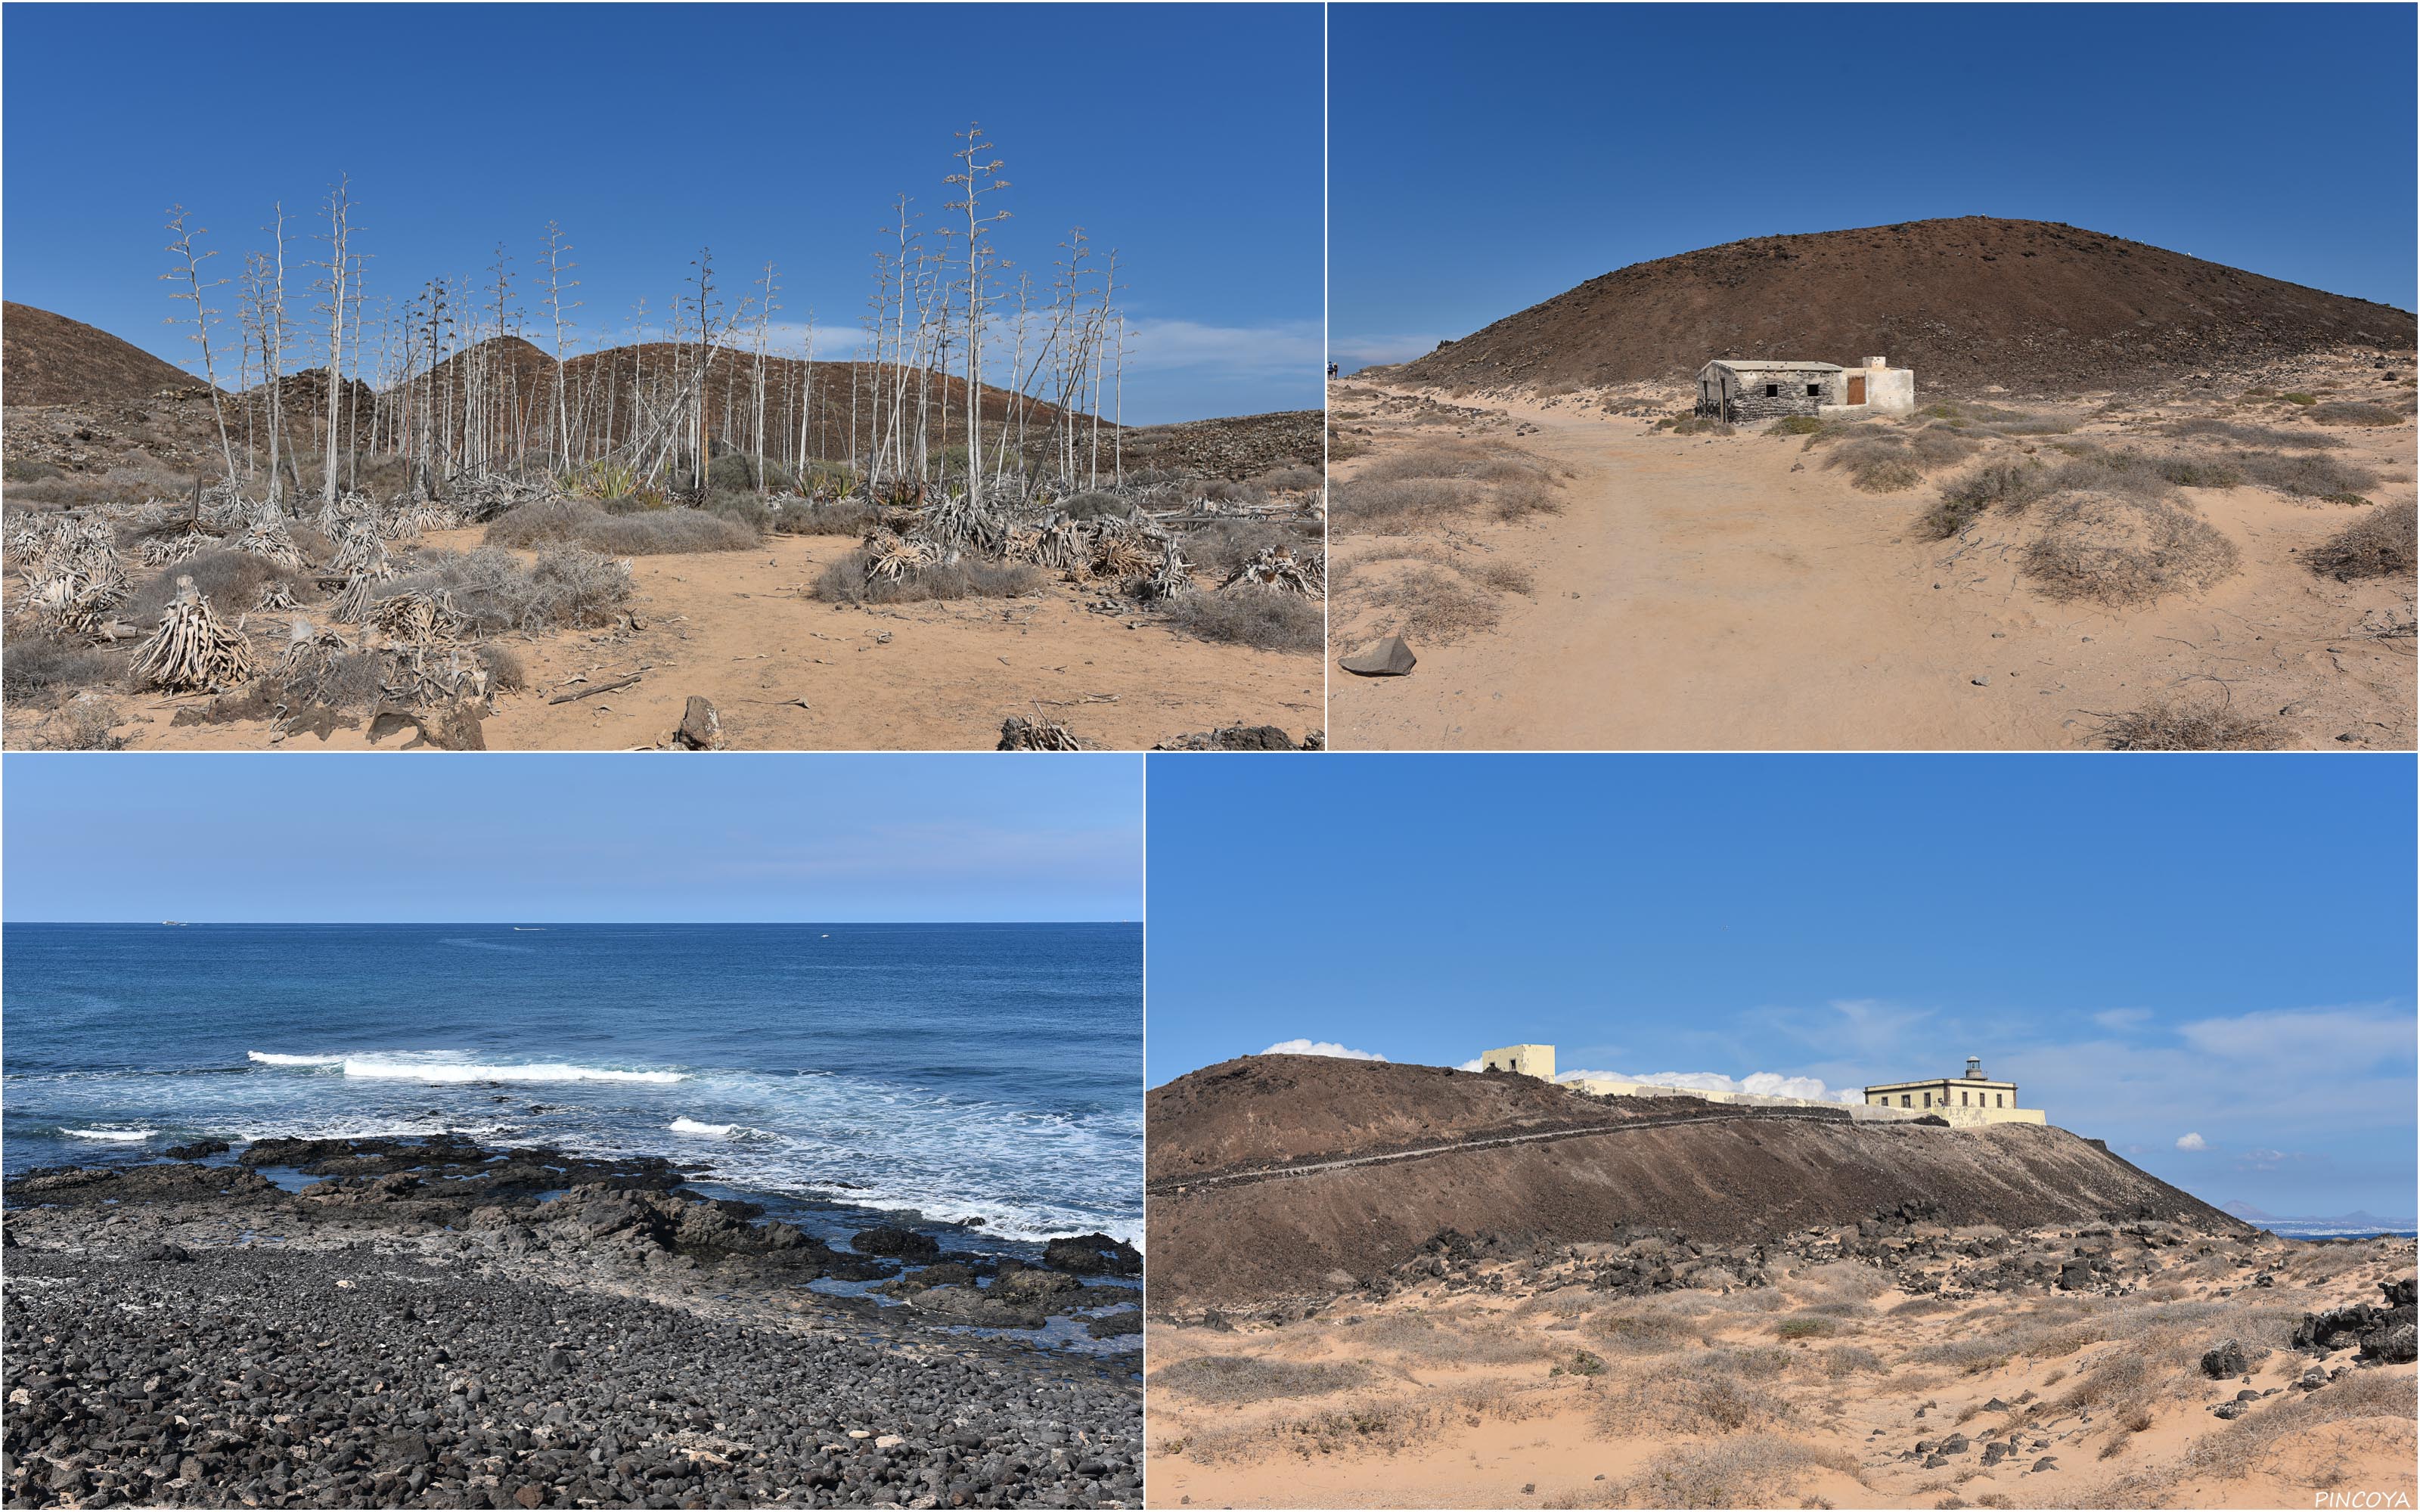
<box><xmin>1263</xmin><ymin>1039</ymin><xmax>1388</xmax><ymax>1061</ymax></box>
<box><xmin>2093</xmin><ymin>1008</ymin><xmax>2154</xmax><ymax>1032</ymax></box>
<box><xmin>2176</xmin><ymin>1132</ymin><xmax>2207</xmax><ymax>1151</ymax></box>
<box><xmin>1119</xmin><ymin>318</ymin><xmax>1323</xmax><ymax>380</ymax></box>
<box><xmin>1330</xmin><ymin>332</ymin><xmax>1450</xmax><ymax>369</ymax></box>
<box><xmin>2178</xmin><ymin>1005</ymin><xmax>2408</xmax><ymax>1065</ymax></box>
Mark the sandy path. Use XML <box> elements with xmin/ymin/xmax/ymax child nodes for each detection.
<box><xmin>109</xmin><ymin>528</ymin><xmax>1323</xmax><ymax>751</ymax></box>
<box><xmin>1330</xmin><ymin>386</ymin><xmax>2415</xmax><ymax>751</ymax></box>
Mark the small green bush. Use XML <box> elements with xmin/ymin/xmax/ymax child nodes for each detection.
<box><xmin>1770</xmin><ymin>416</ymin><xmax>1823</xmax><ymax>435</ymax></box>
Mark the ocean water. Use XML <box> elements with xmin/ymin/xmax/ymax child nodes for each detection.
<box><xmin>2</xmin><ymin>922</ymin><xmax>1141</xmax><ymax>1245</ymax></box>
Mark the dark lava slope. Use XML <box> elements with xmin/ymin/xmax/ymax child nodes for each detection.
<box><xmin>1148</xmin><ymin>1055</ymin><xmax>2246</xmax><ymax>1310</ymax></box>
<box><xmin>3</xmin><ymin>302</ymin><xmax>198</xmax><ymax>407</ymax></box>
<box><xmin>1395</xmin><ymin>216</ymin><xmax>2415</xmax><ymax>395</ymax></box>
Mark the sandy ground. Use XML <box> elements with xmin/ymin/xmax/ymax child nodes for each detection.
<box><xmin>1146</xmin><ymin>1237</ymin><xmax>2418</xmax><ymax>1510</ymax></box>
<box><xmin>64</xmin><ymin>527</ymin><xmax>1322</xmax><ymax>751</ymax></box>
<box><xmin>1329</xmin><ymin>360</ymin><xmax>2415</xmax><ymax>751</ymax></box>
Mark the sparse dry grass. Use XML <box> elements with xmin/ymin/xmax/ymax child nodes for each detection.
<box><xmin>382</xmin><ymin>546</ymin><xmax>633</xmax><ymax>631</ymax></box>
<box><xmin>1339</xmin><ymin>558</ymin><xmax>1509</xmax><ymax>646</ymax></box>
<box><xmin>2097</xmin><ymin>697</ymin><xmax>2284</xmax><ymax>751</ymax></box>
<box><xmin>488</xmin><ymin>497</ymin><xmax>757</xmax><ymax>555</ymax></box>
<box><xmin>1818</xmin><ymin>426</ymin><xmax>1982</xmax><ymax>493</ymax></box>
<box><xmin>2306</xmin><ymin>501</ymin><xmax>2416</xmax><ymax>580</ymax></box>
<box><xmin>1163</xmin><ymin>588</ymin><xmax>1324</xmax><ymax>653</ymax></box>
<box><xmin>1152</xmin><ymin>1355</ymin><xmax>1372</xmax><ymax>1405</ymax></box>
<box><xmin>1336</xmin><ymin>442</ymin><xmax>1566</xmax><ymax>529</ymax></box>
<box><xmin>1552</xmin><ymin>1435</ymin><xmax>1862</xmax><ymax>1509</ymax></box>
<box><xmin>810</xmin><ymin>550</ymin><xmax>1041</xmax><ymax>606</ymax></box>
<box><xmin>2019</xmin><ymin>493</ymin><xmax>2238</xmax><ymax>606</ymax></box>
<box><xmin>2233</xmin><ymin>450</ymin><xmax>2381</xmax><ymax>500</ymax></box>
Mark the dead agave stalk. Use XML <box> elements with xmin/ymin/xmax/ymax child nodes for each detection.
<box><xmin>132</xmin><ymin>575</ymin><xmax>258</xmax><ymax>690</ymax></box>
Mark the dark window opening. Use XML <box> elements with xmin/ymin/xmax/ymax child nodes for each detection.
<box><xmin>1764</xmin><ymin>383</ymin><xmax>1779</xmax><ymax>398</ymax></box>
<box><xmin>1807</xmin><ymin>384</ymin><xmax>1823</xmax><ymax>396</ymax></box>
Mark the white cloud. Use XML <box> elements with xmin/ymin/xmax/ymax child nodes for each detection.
<box><xmin>1329</xmin><ymin>332</ymin><xmax>1453</xmax><ymax>369</ymax></box>
<box><xmin>1556</xmin><ymin>1068</ymin><xmax>1860</xmax><ymax>1104</ymax></box>
<box><xmin>2176</xmin><ymin>1132</ymin><xmax>2208</xmax><ymax>1151</ymax></box>
<box><xmin>2178</xmin><ymin>1007</ymin><xmax>2410</xmax><ymax>1066</ymax></box>
<box><xmin>1119</xmin><ymin>319</ymin><xmax>1325</xmax><ymax>380</ymax></box>
<box><xmin>1455</xmin><ymin>1058</ymin><xmax>1485</xmax><ymax>1072</ymax></box>
<box><xmin>2093</xmin><ymin>1009</ymin><xmax>2154</xmax><ymax>1032</ymax></box>
<box><xmin>1261</xmin><ymin>1039</ymin><xmax>1388</xmax><ymax>1062</ymax></box>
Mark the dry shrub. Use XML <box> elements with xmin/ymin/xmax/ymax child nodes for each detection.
<box><xmin>477</xmin><ymin>643</ymin><xmax>528</xmax><ymax>693</ymax></box>
<box><xmin>1606</xmin><ymin>1349</ymin><xmax>1795</xmax><ymax>1436</ymax></box>
<box><xmin>2305</xmin><ymin>501</ymin><xmax>2415</xmax><ymax>579</ymax></box>
<box><xmin>1553</xmin><ymin>1435</ymin><xmax>1861</xmax><ymax>1510</ymax></box>
<box><xmin>1152</xmin><ymin>1354</ymin><xmax>1370</xmax><ymax>1404</ymax></box>
<box><xmin>2020</xmin><ymin>493</ymin><xmax>2239</xmax><ymax>606</ymax></box>
<box><xmin>1775</xmin><ymin>1316</ymin><xmax>1838</xmax><ymax>1340</ymax></box>
<box><xmin>1584</xmin><ymin>1303</ymin><xmax>1704</xmax><ymax>1358</ymax></box>
<box><xmin>2170</xmin><ymin>1368</ymin><xmax>2416</xmax><ymax>1485</ymax></box>
<box><xmin>2310</xmin><ymin>401</ymin><xmax>2406</xmax><ymax>427</ymax></box>
<box><xmin>1351</xmin><ymin>1309</ymin><xmax>1554</xmax><ymax>1368</ymax></box>
<box><xmin>771</xmin><ymin>498</ymin><xmax>875</xmax><ymax>536</ymax></box>
<box><xmin>2098</xmin><ymin>697</ymin><xmax>2283</xmax><ymax>751</ymax></box>
<box><xmin>3</xmin><ymin>634</ymin><xmax>119</xmax><ymax>705</ymax></box>
<box><xmin>1820</xmin><ymin>427</ymin><xmax>1981</xmax><ymax>492</ymax></box>
<box><xmin>487</xmin><ymin>497</ymin><xmax>755</xmax><ymax>554</ymax></box>
<box><xmin>1792</xmin><ymin>1262</ymin><xmax>1888</xmax><ymax>1305</ymax></box>
<box><xmin>1920</xmin><ymin>461</ymin><xmax>2052</xmax><ymax>538</ymax></box>
<box><xmin>277</xmin><ymin>647</ymin><xmax>390</xmax><ymax>711</ymax></box>
<box><xmin>29</xmin><ymin>693</ymin><xmax>127</xmax><ymax>749</ymax></box>
<box><xmin>383</xmin><ymin>547</ymin><xmax>632</xmax><ymax>631</ymax></box>
<box><xmin>1178</xmin><ymin>1395</ymin><xmax>1435</xmax><ymax>1465</ymax></box>
<box><xmin>1334</xmin><ymin>474</ymin><xmax>1481</xmax><ymax>529</ymax></box>
<box><xmin>1664</xmin><ymin>416</ymin><xmax>1734</xmax><ymax>437</ymax></box>
<box><xmin>2160</xmin><ymin>418</ymin><xmax>2343</xmax><ymax>451</ymax></box>
<box><xmin>1163</xmin><ymin>589</ymin><xmax>1323</xmax><ymax>653</ymax></box>
<box><xmin>123</xmin><ymin>548</ymin><xmax>311</xmax><ymax>625</ymax></box>
<box><xmin>2234</xmin><ymin>450</ymin><xmax>2380</xmax><ymax>500</ymax></box>
<box><xmin>1341</xmin><ymin>559</ymin><xmax>1505</xmax><ymax>645</ymax></box>
<box><xmin>811</xmin><ymin>549</ymin><xmax>1041</xmax><ymax>606</ymax></box>
<box><xmin>1180</xmin><ymin>519</ymin><xmax>1301</xmax><ymax>580</ymax></box>
<box><xmin>1252</xmin><ymin>465</ymin><xmax>1325</xmax><ymax>492</ymax></box>
<box><xmin>1820</xmin><ymin>1345</ymin><xmax>1885</xmax><ymax>1379</ymax></box>
<box><xmin>1338</xmin><ymin>442</ymin><xmax>1564</xmax><ymax>528</ymax></box>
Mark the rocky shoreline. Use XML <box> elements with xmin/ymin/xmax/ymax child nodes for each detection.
<box><xmin>2</xmin><ymin>1135</ymin><xmax>1142</xmax><ymax>1508</ymax></box>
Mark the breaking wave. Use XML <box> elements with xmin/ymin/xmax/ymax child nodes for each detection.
<box><xmin>60</xmin><ymin>1127</ymin><xmax>154</xmax><ymax>1142</ymax></box>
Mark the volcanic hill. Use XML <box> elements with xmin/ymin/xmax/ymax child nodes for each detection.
<box><xmin>1395</xmin><ymin>216</ymin><xmax>2418</xmax><ymax>395</ymax></box>
<box><xmin>1147</xmin><ymin>1055</ymin><xmax>2245</xmax><ymax>1311</ymax></box>
<box><xmin>3</xmin><ymin>302</ymin><xmax>199</xmax><ymax>407</ymax></box>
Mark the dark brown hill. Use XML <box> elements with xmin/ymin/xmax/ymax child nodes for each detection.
<box><xmin>1397</xmin><ymin>216</ymin><xmax>2417</xmax><ymax>395</ymax></box>
<box><xmin>1147</xmin><ymin>1055</ymin><xmax>2246</xmax><ymax>1309</ymax></box>
<box><xmin>3</xmin><ymin>302</ymin><xmax>200</xmax><ymax>407</ymax></box>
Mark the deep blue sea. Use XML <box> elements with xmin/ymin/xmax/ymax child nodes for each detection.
<box><xmin>2</xmin><ymin>922</ymin><xmax>1141</xmax><ymax>1246</ymax></box>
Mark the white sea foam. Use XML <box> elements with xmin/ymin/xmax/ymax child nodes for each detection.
<box><xmin>669</xmin><ymin>1117</ymin><xmax>741</xmax><ymax>1138</ymax></box>
<box><xmin>61</xmin><ymin>1128</ymin><xmax>154</xmax><ymax>1142</ymax></box>
<box><xmin>340</xmin><ymin>1055</ymin><xmax>684</xmax><ymax>1085</ymax></box>
<box><xmin>247</xmin><ymin>1052</ymin><xmax>346</xmax><ymax>1067</ymax></box>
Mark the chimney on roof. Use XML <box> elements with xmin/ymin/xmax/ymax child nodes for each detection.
<box><xmin>1866</xmin><ymin>355</ymin><xmax>1889</xmax><ymax>369</ymax></box>
<box><xmin>1965</xmin><ymin>1056</ymin><xmax>1984</xmax><ymax>1080</ymax></box>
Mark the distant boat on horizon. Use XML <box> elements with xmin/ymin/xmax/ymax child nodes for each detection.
<box><xmin>513</xmin><ymin>928</ymin><xmax>547</xmax><ymax>932</ymax></box>
<box><xmin>161</xmin><ymin>920</ymin><xmax>187</xmax><ymax>927</ymax></box>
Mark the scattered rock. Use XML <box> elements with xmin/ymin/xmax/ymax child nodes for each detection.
<box><xmin>673</xmin><ymin>696</ymin><xmax>722</xmax><ymax>751</ymax></box>
<box><xmin>1339</xmin><ymin>635</ymin><xmax>1416</xmax><ymax>677</ymax></box>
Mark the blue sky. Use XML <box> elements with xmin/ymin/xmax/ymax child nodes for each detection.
<box><xmin>1147</xmin><ymin>755</ymin><xmax>2418</xmax><ymax>1219</ymax></box>
<box><xmin>2</xmin><ymin>754</ymin><xmax>1142</xmax><ymax>922</ymax></box>
<box><xmin>0</xmin><ymin>3</ymin><xmax>1321</xmax><ymax>423</ymax></box>
<box><xmin>1331</xmin><ymin>3</ymin><xmax>2419</xmax><ymax>370</ymax></box>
